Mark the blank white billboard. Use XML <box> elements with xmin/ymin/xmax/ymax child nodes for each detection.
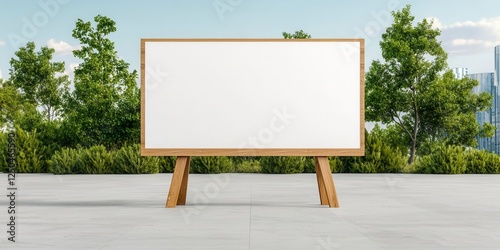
<box><xmin>141</xmin><ymin>39</ymin><xmax>364</xmax><ymax>156</ymax></box>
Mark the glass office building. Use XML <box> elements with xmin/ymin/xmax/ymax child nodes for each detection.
<box><xmin>496</xmin><ymin>46</ymin><xmax>500</xmax><ymax>88</ymax></box>
<box><xmin>469</xmin><ymin>73</ymin><xmax>498</xmax><ymax>153</ymax></box>
<box><xmin>459</xmin><ymin>45</ymin><xmax>500</xmax><ymax>154</ymax></box>
<box><xmin>452</xmin><ymin>67</ymin><xmax>468</xmax><ymax>79</ymax></box>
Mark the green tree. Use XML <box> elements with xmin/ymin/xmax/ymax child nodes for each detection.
<box><xmin>282</xmin><ymin>29</ymin><xmax>311</xmax><ymax>39</ymax></box>
<box><xmin>64</xmin><ymin>15</ymin><xmax>139</xmax><ymax>148</ymax></box>
<box><xmin>0</xmin><ymin>79</ymin><xmax>23</xmax><ymax>128</ymax></box>
<box><xmin>370</xmin><ymin>124</ymin><xmax>409</xmax><ymax>155</ymax></box>
<box><xmin>9</xmin><ymin>42</ymin><xmax>69</xmax><ymax>122</ymax></box>
<box><xmin>7</xmin><ymin>42</ymin><xmax>69</xmax><ymax>162</ymax></box>
<box><xmin>365</xmin><ymin>5</ymin><xmax>492</xmax><ymax>164</ymax></box>
<box><xmin>420</xmin><ymin>71</ymin><xmax>493</xmax><ymax>147</ymax></box>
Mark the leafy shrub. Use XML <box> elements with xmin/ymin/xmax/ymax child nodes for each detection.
<box><xmin>302</xmin><ymin>157</ymin><xmax>344</xmax><ymax>173</ymax></box>
<box><xmin>75</xmin><ymin>145</ymin><xmax>114</xmax><ymax>174</ymax></box>
<box><xmin>414</xmin><ymin>144</ymin><xmax>467</xmax><ymax>174</ymax></box>
<box><xmin>328</xmin><ymin>157</ymin><xmax>346</xmax><ymax>173</ymax></box>
<box><xmin>190</xmin><ymin>156</ymin><xmax>234</xmax><ymax>174</ymax></box>
<box><xmin>349</xmin><ymin>161</ymin><xmax>378</xmax><ymax>173</ymax></box>
<box><xmin>416</xmin><ymin>139</ymin><xmax>443</xmax><ymax>157</ymax></box>
<box><xmin>260</xmin><ymin>156</ymin><xmax>305</xmax><ymax>174</ymax></box>
<box><xmin>14</xmin><ymin>128</ymin><xmax>46</xmax><ymax>173</ymax></box>
<box><xmin>235</xmin><ymin>159</ymin><xmax>261</xmax><ymax>173</ymax></box>
<box><xmin>343</xmin><ymin>129</ymin><xmax>407</xmax><ymax>173</ymax></box>
<box><xmin>159</xmin><ymin>156</ymin><xmax>176</xmax><ymax>173</ymax></box>
<box><xmin>371</xmin><ymin>124</ymin><xmax>409</xmax><ymax>156</ymax></box>
<box><xmin>114</xmin><ymin>144</ymin><xmax>159</xmax><ymax>174</ymax></box>
<box><xmin>36</xmin><ymin>120</ymin><xmax>64</xmax><ymax>165</ymax></box>
<box><xmin>0</xmin><ymin>127</ymin><xmax>64</xmax><ymax>173</ymax></box>
<box><xmin>49</xmin><ymin>147</ymin><xmax>80</xmax><ymax>174</ymax></box>
<box><xmin>464</xmin><ymin>149</ymin><xmax>500</xmax><ymax>174</ymax></box>
<box><xmin>303</xmin><ymin>157</ymin><xmax>316</xmax><ymax>173</ymax></box>
<box><xmin>0</xmin><ymin>133</ymin><xmax>8</xmax><ymax>172</ymax></box>
<box><xmin>229</xmin><ymin>156</ymin><xmax>260</xmax><ymax>165</ymax></box>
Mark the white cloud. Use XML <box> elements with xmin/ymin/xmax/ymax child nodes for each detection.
<box><xmin>427</xmin><ymin>17</ymin><xmax>442</xmax><ymax>30</ymax></box>
<box><xmin>0</xmin><ymin>40</ymin><xmax>5</xmax><ymax>47</ymax></box>
<box><xmin>63</xmin><ymin>63</ymin><xmax>80</xmax><ymax>81</ymax></box>
<box><xmin>0</xmin><ymin>69</ymin><xmax>3</xmax><ymax>80</ymax></box>
<box><xmin>451</xmin><ymin>39</ymin><xmax>498</xmax><ymax>47</ymax></box>
<box><xmin>434</xmin><ymin>16</ymin><xmax>500</xmax><ymax>55</ymax></box>
<box><xmin>46</xmin><ymin>39</ymin><xmax>80</xmax><ymax>55</ymax></box>
<box><xmin>70</xmin><ymin>63</ymin><xmax>79</xmax><ymax>71</ymax></box>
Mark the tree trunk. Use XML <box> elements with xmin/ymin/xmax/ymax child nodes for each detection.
<box><xmin>409</xmin><ymin>137</ymin><xmax>417</xmax><ymax>165</ymax></box>
<box><xmin>47</xmin><ymin>106</ymin><xmax>52</xmax><ymax>122</ymax></box>
<box><xmin>408</xmin><ymin>112</ymin><xmax>420</xmax><ymax>165</ymax></box>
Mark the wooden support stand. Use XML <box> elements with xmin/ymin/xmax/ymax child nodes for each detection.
<box><xmin>166</xmin><ymin>156</ymin><xmax>191</xmax><ymax>208</ymax></box>
<box><xmin>166</xmin><ymin>156</ymin><xmax>339</xmax><ymax>208</ymax></box>
<box><xmin>315</xmin><ymin>156</ymin><xmax>339</xmax><ymax>208</ymax></box>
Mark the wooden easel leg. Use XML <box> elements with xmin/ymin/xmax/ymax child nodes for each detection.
<box><xmin>315</xmin><ymin>156</ymin><xmax>339</xmax><ymax>208</ymax></box>
<box><xmin>166</xmin><ymin>156</ymin><xmax>190</xmax><ymax>208</ymax></box>
<box><xmin>315</xmin><ymin>157</ymin><xmax>329</xmax><ymax>205</ymax></box>
<box><xmin>177</xmin><ymin>156</ymin><xmax>191</xmax><ymax>205</ymax></box>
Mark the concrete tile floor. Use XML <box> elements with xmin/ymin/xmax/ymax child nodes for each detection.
<box><xmin>0</xmin><ymin>173</ymin><xmax>499</xmax><ymax>249</ymax></box>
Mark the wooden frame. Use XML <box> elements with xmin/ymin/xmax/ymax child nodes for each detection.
<box><xmin>140</xmin><ymin>38</ymin><xmax>365</xmax><ymax>156</ymax></box>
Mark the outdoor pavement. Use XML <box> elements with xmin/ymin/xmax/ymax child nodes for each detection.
<box><xmin>0</xmin><ymin>173</ymin><xmax>499</xmax><ymax>249</ymax></box>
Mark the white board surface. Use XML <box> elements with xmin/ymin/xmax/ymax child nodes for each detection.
<box><xmin>142</xmin><ymin>39</ymin><xmax>363</xmax><ymax>155</ymax></box>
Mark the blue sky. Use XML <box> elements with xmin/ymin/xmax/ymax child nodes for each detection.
<box><xmin>1</xmin><ymin>0</ymin><xmax>500</xmax><ymax>81</ymax></box>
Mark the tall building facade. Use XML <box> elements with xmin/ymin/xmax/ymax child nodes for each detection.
<box><xmin>466</xmin><ymin>45</ymin><xmax>500</xmax><ymax>154</ymax></box>
<box><xmin>452</xmin><ymin>67</ymin><xmax>468</xmax><ymax>79</ymax></box>
<box><xmin>496</xmin><ymin>46</ymin><xmax>500</xmax><ymax>88</ymax></box>
<box><xmin>469</xmin><ymin>73</ymin><xmax>498</xmax><ymax>153</ymax></box>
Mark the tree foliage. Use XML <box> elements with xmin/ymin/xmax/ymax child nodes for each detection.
<box><xmin>365</xmin><ymin>5</ymin><xmax>492</xmax><ymax>164</ymax></box>
<box><xmin>282</xmin><ymin>29</ymin><xmax>311</xmax><ymax>39</ymax></box>
<box><xmin>420</xmin><ymin>71</ymin><xmax>493</xmax><ymax>146</ymax></box>
<box><xmin>4</xmin><ymin>43</ymin><xmax>69</xmax><ymax>161</ymax></box>
<box><xmin>64</xmin><ymin>15</ymin><xmax>139</xmax><ymax>148</ymax></box>
<box><xmin>370</xmin><ymin>124</ymin><xmax>409</xmax><ymax>155</ymax></box>
<box><xmin>9</xmin><ymin>42</ymin><xmax>69</xmax><ymax>122</ymax></box>
<box><xmin>0</xmin><ymin>79</ymin><xmax>23</xmax><ymax>128</ymax></box>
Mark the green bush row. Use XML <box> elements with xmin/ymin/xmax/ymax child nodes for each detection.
<box><xmin>49</xmin><ymin>145</ymin><xmax>237</xmax><ymax>175</ymax></box>
<box><xmin>50</xmin><ymin>144</ymin><xmax>161</xmax><ymax>174</ymax></box>
<box><xmin>414</xmin><ymin>144</ymin><xmax>500</xmax><ymax>174</ymax></box>
<box><xmin>2</xmin><ymin>130</ymin><xmax>499</xmax><ymax>175</ymax></box>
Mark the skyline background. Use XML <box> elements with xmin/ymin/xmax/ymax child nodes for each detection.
<box><xmin>1</xmin><ymin>0</ymin><xmax>500</xmax><ymax>82</ymax></box>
